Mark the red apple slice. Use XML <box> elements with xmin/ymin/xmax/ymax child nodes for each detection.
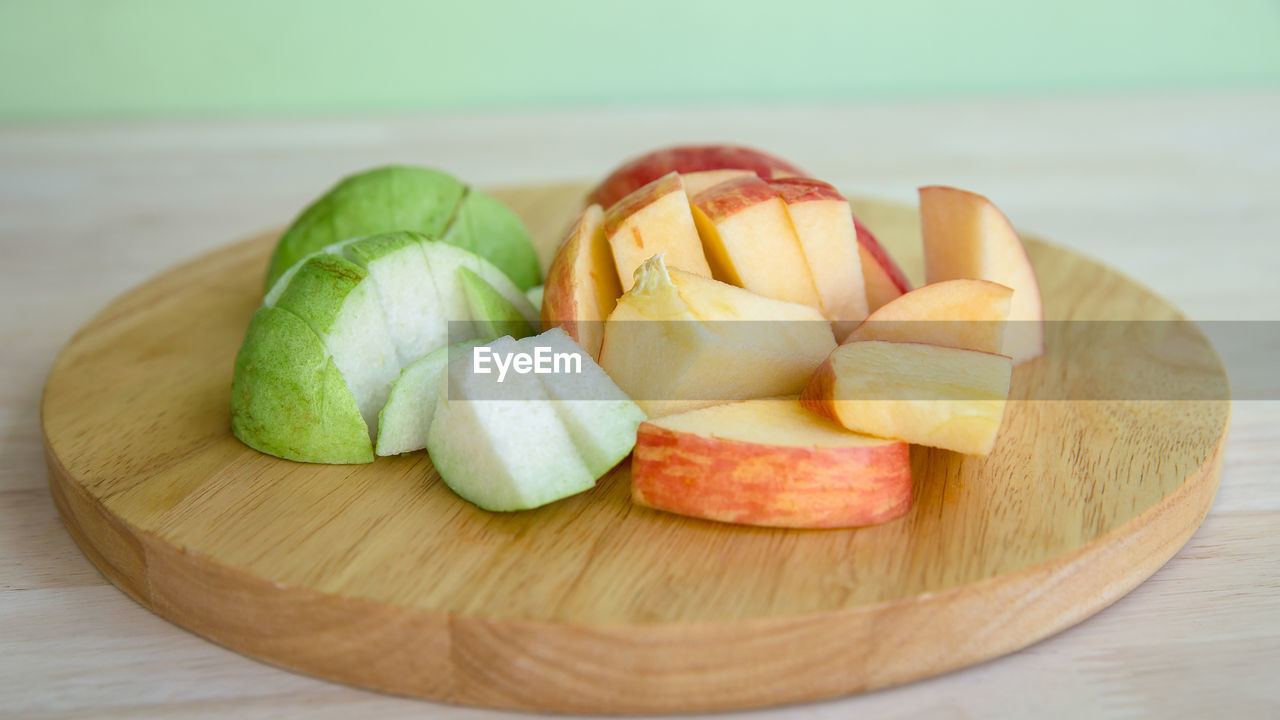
<box><xmin>801</xmin><ymin>340</ymin><xmax>1012</xmax><ymax>456</ymax></box>
<box><xmin>919</xmin><ymin>186</ymin><xmax>1044</xmax><ymax>363</ymax></box>
<box><xmin>632</xmin><ymin>398</ymin><xmax>911</xmax><ymax>528</ymax></box>
<box><xmin>540</xmin><ymin>204</ymin><xmax>620</xmax><ymax>360</ymax></box>
<box><xmin>843</xmin><ymin>278</ymin><xmax>1013</xmax><ymax>354</ymax></box>
<box><xmin>768</xmin><ymin>177</ymin><xmax>869</xmax><ymax>331</ymax></box>
<box><xmin>854</xmin><ymin>217</ymin><xmax>912</xmax><ymax>311</ymax></box>
<box><xmin>587</xmin><ymin>144</ymin><xmax>806</xmax><ymax>209</ymax></box>
<box><xmin>690</xmin><ymin>176</ymin><xmax>822</xmax><ymax>308</ymax></box>
<box><xmin>604</xmin><ymin>171</ymin><xmax>712</xmax><ymax>292</ymax></box>
<box><xmin>680</xmin><ymin>169</ymin><xmax>754</xmax><ymax>198</ymax></box>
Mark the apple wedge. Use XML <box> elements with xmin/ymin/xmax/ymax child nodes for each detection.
<box><xmin>599</xmin><ymin>255</ymin><xmax>835</xmax><ymax>418</ymax></box>
<box><xmin>423</xmin><ymin>239</ymin><xmax>538</xmax><ymax>344</ymax></box>
<box><xmin>339</xmin><ymin>232</ymin><xmax>448</xmax><ymax>367</ymax></box>
<box><xmin>426</xmin><ymin>337</ymin><xmax>596</xmax><ymax>511</ymax></box>
<box><xmin>680</xmin><ymin>169</ymin><xmax>754</xmax><ymax>198</ymax></box>
<box><xmin>587</xmin><ymin>145</ymin><xmax>805</xmax><ymax>209</ymax></box>
<box><xmin>632</xmin><ymin>398</ymin><xmax>911</xmax><ymax>528</ymax></box>
<box><xmin>854</xmin><ymin>218</ymin><xmax>912</xmax><ymax>311</ymax></box>
<box><xmin>768</xmin><ymin>178</ymin><xmax>869</xmax><ymax>329</ymax></box>
<box><xmin>540</xmin><ymin>204</ymin><xmax>620</xmax><ymax>360</ymax></box>
<box><xmin>919</xmin><ymin>185</ymin><xmax>1044</xmax><ymax>363</ymax></box>
<box><xmin>459</xmin><ymin>267</ymin><xmax>536</xmax><ymax>340</ymax></box>
<box><xmin>690</xmin><ymin>176</ymin><xmax>822</xmax><ymax>308</ymax></box>
<box><xmin>843</xmin><ymin>278</ymin><xmax>1013</xmax><ymax>353</ymax></box>
<box><xmin>605</xmin><ymin>172</ymin><xmax>712</xmax><ymax>292</ymax></box>
<box><xmin>801</xmin><ymin>340</ymin><xmax>1012</xmax><ymax>456</ymax></box>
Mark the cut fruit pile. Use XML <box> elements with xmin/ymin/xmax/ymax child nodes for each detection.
<box><xmin>231</xmin><ymin>147</ymin><xmax>1044</xmax><ymax>526</ymax></box>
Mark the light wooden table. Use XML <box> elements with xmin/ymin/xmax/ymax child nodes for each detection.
<box><xmin>2</xmin><ymin>92</ymin><xmax>1277</xmax><ymax>719</ymax></box>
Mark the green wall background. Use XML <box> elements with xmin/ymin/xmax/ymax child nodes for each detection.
<box><xmin>2</xmin><ymin>0</ymin><xmax>1278</xmax><ymax>122</ymax></box>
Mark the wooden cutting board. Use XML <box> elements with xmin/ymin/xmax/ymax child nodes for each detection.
<box><xmin>42</xmin><ymin>183</ymin><xmax>1229</xmax><ymax>714</ymax></box>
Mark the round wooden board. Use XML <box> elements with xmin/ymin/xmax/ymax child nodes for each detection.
<box><xmin>43</xmin><ymin>183</ymin><xmax>1229</xmax><ymax>714</ymax></box>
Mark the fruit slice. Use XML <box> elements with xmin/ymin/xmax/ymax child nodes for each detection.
<box><xmin>340</xmin><ymin>231</ymin><xmax>447</xmax><ymax>367</ymax></box>
<box><xmin>265</xmin><ymin>166</ymin><xmax>467</xmax><ymax>290</ymax></box>
<box><xmin>540</xmin><ymin>204</ymin><xmax>620</xmax><ymax>360</ymax></box>
<box><xmin>919</xmin><ymin>186</ymin><xmax>1044</xmax><ymax>363</ymax></box>
<box><xmin>525</xmin><ymin>285</ymin><xmax>544</xmax><ymax>310</ymax></box>
<box><xmin>632</xmin><ymin>398</ymin><xmax>911</xmax><ymax>528</ymax></box>
<box><xmin>843</xmin><ymin>279</ymin><xmax>1013</xmax><ymax>353</ymax></box>
<box><xmin>459</xmin><ymin>267</ymin><xmax>536</xmax><ymax>340</ymax></box>
<box><xmin>605</xmin><ymin>171</ymin><xmax>713</xmax><ymax>292</ymax></box>
<box><xmin>443</xmin><ymin>189</ymin><xmax>541</xmax><ymax>290</ymax></box>
<box><xmin>768</xmin><ymin>178</ymin><xmax>869</xmax><ymax>329</ymax></box>
<box><xmin>586</xmin><ymin>144</ymin><xmax>806</xmax><ymax>210</ymax></box>
<box><xmin>231</xmin><ymin>307</ymin><xmax>372</xmax><ymax>463</ymax></box>
<box><xmin>855</xmin><ymin>218</ymin><xmax>912</xmax><ymax>311</ymax></box>
<box><xmin>268</xmin><ymin>252</ymin><xmax>399</xmax><ymax>434</ymax></box>
<box><xmin>375</xmin><ymin>339</ymin><xmax>485</xmax><ymax>456</ymax></box>
<box><xmin>519</xmin><ymin>328</ymin><xmax>646</xmax><ymax>477</ymax></box>
<box><xmin>426</xmin><ymin>337</ymin><xmax>596</xmax><ymax>511</ymax></box>
<box><xmin>599</xmin><ymin>255</ymin><xmax>835</xmax><ymax>418</ymax></box>
<box><xmin>690</xmin><ymin>175</ymin><xmax>822</xmax><ymax>308</ymax></box>
<box><xmin>801</xmin><ymin>340</ymin><xmax>1012</xmax><ymax>456</ymax></box>
<box><xmin>680</xmin><ymin>169</ymin><xmax>754</xmax><ymax>198</ymax></box>
<box><xmin>423</xmin><ymin>240</ymin><xmax>538</xmax><ymax>343</ymax></box>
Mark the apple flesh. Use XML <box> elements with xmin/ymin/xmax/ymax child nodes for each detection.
<box><xmin>680</xmin><ymin>169</ymin><xmax>754</xmax><ymax>198</ymax></box>
<box><xmin>586</xmin><ymin>144</ymin><xmax>805</xmax><ymax>210</ymax></box>
<box><xmin>768</xmin><ymin>177</ymin><xmax>869</xmax><ymax>331</ymax></box>
<box><xmin>599</xmin><ymin>254</ymin><xmax>835</xmax><ymax>418</ymax></box>
<box><xmin>690</xmin><ymin>176</ymin><xmax>823</xmax><ymax>308</ymax></box>
<box><xmin>458</xmin><ymin>267</ymin><xmax>536</xmax><ymax>341</ymax></box>
<box><xmin>919</xmin><ymin>185</ymin><xmax>1044</xmax><ymax>363</ymax></box>
<box><xmin>540</xmin><ymin>204</ymin><xmax>620</xmax><ymax>360</ymax></box>
<box><xmin>801</xmin><ymin>340</ymin><xmax>1012</xmax><ymax>456</ymax></box>
<box><xmin>632</xmin><ymin>398</ymin><xmax>912</xmax><ymax>528</ymax></box>
<box><xmin>423</xmin><ymin>239</ymin><xmax>538</xmax><ymax>344</ymax></box>
<box><xmin>604</xmin><ymin>172</ymin><xmax>712</xmax><ymax>292</ymax></box>
<box><xmin>339</xmin><ymin>232</ymin><xmax>448</xmax><ymax>367</ymax></box>
<box><xmin>843</xmin><ymin>278</ymin><xmax>1013</xmax><ymax>354</ymax></box>
<box><xmin>854</xmin><ymin>218</ymin><xmax>912</xmax><ymax>311</ymax></box>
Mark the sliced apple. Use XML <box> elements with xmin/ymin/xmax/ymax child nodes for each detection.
<box><xmin>586</xmin><ymin>144</ymin><xmax>805</xmax><ymax>209</ymax></box>
<box><xmin>919</xmin><ymin>186</ymin><xmax>1044</xmax><ymax>363</ymax></box>
<box><xmin>632</xmin><ymin>398</ymin><xmax>911</xmax><ymax>528</ymax></box>
<box><xmin>801</xmin><ymin>340</ymin><xmax>1012</xmax><ymax>456</ymax></box>
<box><xmin>458</xmin><ymin>267</ymin><xmax>536</xmax><ymax>340</ymax></box>
<box><xmin>843</xmin><ymin>278</ymin><xmax>1012</xmax><ymax>353</ymax></box>
<box><xmin>690</xmin><ymin>176</ymin><xmax>822</xmax><ymax>308</ymax></box>
<box><xmin>604</xmin><ymin>171</ymin><xmax>712</xmax><ymax>292</ymax></box>
<box><xmin>339</xmin><ymin>231</ymin><xmax>447</xmax><ymax>367</ymax></box>
<box><xmin>375</xmin><ymin>339</ymin><xmax>484</xmax><ymax>456</ymax></box>
<box><xmin>768</xmin><ymin>178</ymin><xmax>869</xmax><ymax>330</ymax></box>
<box><xmin>854</xmin><ymin>218</ymin><xmax>912</xmax><ymax>311</ymax></box>
<box><xmin>422</xmin><ymin>239</ymin><xmax>538</xmax><ymax>343</ymax></box>
<box><xmin>540</xmin><ymin>204</ymin><xmax>620</xmax><ymax>360</ymax></box>
<box><xmin>599</xmin><ymin>255</ymin><xmax>835</xmax><ymax>418</ymax></box>
<box><xmin>680</xmin><ymin>169</ymin><xmax>754</xmax><ymax>198</ymax></box>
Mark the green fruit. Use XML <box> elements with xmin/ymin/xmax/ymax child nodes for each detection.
<box><xmin>525</xmin><ymin>284</ymin><xmax>544</xmax><ymax>310</ymax></box>
<box><xmin>422</xmin><ymin>240</ymin><xmax>537</xmax><ymax>344</ymax></box>
<box><xmin>442</xmin><ymin>190</ymin><xmax>541</xmax><ymax>291</ymax></box>
<box><xmin>520</xmin><ymin>329</ymin><xmax>646</xmax><ymax>477</ymax></box>
<box><xmin>338</xmin><ymin>231</ymin><xmax>448</xmax><ymax>366</ymax></box>
<box><xmin>375</xmin><ymin>339</ymin><xmax>486</xmax><ymax>457</ymax></box>
<box><xmin>426</xmin><ymin>337</ymin><xmax>595</xmax><ymax>511</ymax></box>
<box><xmin>231</xmin><ymin>307</ymin><xmax>372</xmax><ymax>464</ymax></box>
<box><xmin>264</xmin><ymin>166</ymin><xmax>540</xmax><ymax>293</ymax></box>
<box><xmin>269</xmin><ymin>252</ymin><xmax>399</xmax><ymax>433</ymax></box>
<box><xmin>459</xmin><ymin>267</ymin><xmax>536</xmax><ymax>341</ymax></box>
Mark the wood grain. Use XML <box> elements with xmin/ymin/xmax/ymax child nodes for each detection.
<box><xmin>40</xmin><ymin>184</ymin><xmax>1229</xmax><ymax>714</ymax></box>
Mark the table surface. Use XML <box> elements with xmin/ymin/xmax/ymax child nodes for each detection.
<box><xmin>2</xmin><ymin>92</ymin><xmax>1277</xmax><ymax>719</ymax></box>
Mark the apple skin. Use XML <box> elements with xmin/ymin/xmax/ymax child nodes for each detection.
<box><xmin>540</xmin><ymin>204</ymin><xmax>618</xmax><ymax>360</ymax></box>
<box><xmin>854</xmin><ymin>217</ymin><xmax>912</xmax><ymax>311</ymax></box>
<box><xmin>587</xmin><ymin>145</ymin><xmax>806</xmax><ymax>210</ymax></box>
<box><xmin>632</xmin><ymin>413</ymin><xmax>911</xmax><ymax>529</ymax></box>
